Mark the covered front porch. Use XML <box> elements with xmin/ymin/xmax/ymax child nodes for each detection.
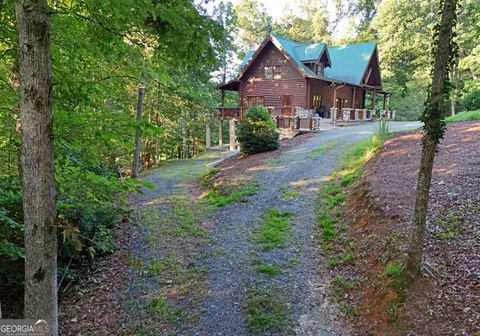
<box><xmin>329</xmin><ymin>86</ymin><xmax>394</xmax><ymax>124</ymax></box>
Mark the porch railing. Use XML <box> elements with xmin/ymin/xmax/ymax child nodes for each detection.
<box><xmin>219</xmin><ymin>107</ymin><xmax>243</xmax><ymax>119</ymax></box>
<box><xmin>330</xmin><ymin>108</ymin><xmax>395</xmax><ymax>123</ymax></box>
<box><xmin>274</xmin><ymin>116</ymin><xmax>321</xmax><ymax>132</ymax></box>
<box><xmin>219</xmin><ymin>106</ymin><xmax>296</xmax><ymax>119</ymax></box>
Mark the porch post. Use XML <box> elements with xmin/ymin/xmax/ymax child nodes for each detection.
<box><xmin>371</xmin><ymin>90</ymin><xmax>376</xmax><ymax>110</ymax></box>
<box><xmin>206</xmin><ymin>124</ymin><xmax>211</xmax><ymax>149</ymax></box>
<box><xmin>219</xmin><ymin>120</ymin><xmax>224</xmax><ymax>146</ymax></box>
<box><xmin>229</xmin><ymin>119</ymin><xmax>236</xmax><ymax>151</ymax></box>
<box><xmin>333</xmin><ymin>85</ymin><xmax>337</xmax><ymax>107</ymax></box>
<box><xmin>383</xmin><ymin>94</ymin><xmax>386</xmax><ymax>110</ymax></box>
<box><xmin>332</xmin><ymin>84</ymin><xmax>337</xmax><ymax>124</ymax></box>
<box><xmin>352</xmin><ymin>87</ymin><xmax>356</xmax><ymax>109</ymax></box>
<box><xmin>219</xmin><ymin>88</ymin><xmax>225</xmax><ymax>146</ymax></box>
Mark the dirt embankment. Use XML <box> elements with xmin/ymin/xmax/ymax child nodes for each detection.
<box><xmin>338</xmin><ymin>121</ymin><xmax>479</xmax><ymax>336</ymax></box>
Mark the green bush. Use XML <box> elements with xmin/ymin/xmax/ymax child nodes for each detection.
<box><xmin>0</xmin><ymin>176</ymin><xmax>25</xmax><ymax>286</ymax></box>
<box><xmin>237</xmin><ymin>106</ymin><xmax>279</xmax><ymax>154</ymax></box>
<box><xmin>460</xmin><ymin>87</ymin><xmax>480</xmax><ymax>112</ymax></box>
<box><xmin>445</xmin><ymin>110</ymin><xmax>480</xmax><ymax>123</ymax></box>
<box><xmin>0</xmin><ymin>149</ymin><xmax>136</xmax><ymax>289</ymax></box>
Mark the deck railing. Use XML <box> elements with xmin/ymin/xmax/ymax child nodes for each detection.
<box><xmin>273</xmin><ymin>116</ymin><xmax>321</xmax><ymax>132</ymax></box>
<box><xmin>330</xmin><ymin>108</ymin><xmax>395</xmax><ymax>123</ymax></box>
<box><xmin>219</xmin><ymin>107</ymin><xmax>243</xmax><ymax>119</ymax></box>
<box><xmin>219</xmin><ymin>106</ymin><xmax>296</xmax><ymax>119</ymax></box>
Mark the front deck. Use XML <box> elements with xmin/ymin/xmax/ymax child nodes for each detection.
<box><xmin>218</xmin><ymin>107</ymin><xmax>395</xmax><ymax>132</ymax></box>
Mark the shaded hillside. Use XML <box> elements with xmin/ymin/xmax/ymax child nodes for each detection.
<box><xmin>332</xmin><ymin>121</ymin><xmax>479</xmax><ymax>335</ymax></box>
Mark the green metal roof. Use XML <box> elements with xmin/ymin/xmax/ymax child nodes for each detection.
<box><xmin>293</xmin><ymin>43</ymin><xmax>326</xmax><ymax>61</ymax></box>
<box><xmin>240</xmin><ymin>50</ymin><xmax>255</xmax><ymax>67</ymax></box>
<box><xmin>270</xmin><ymin>34</ymin><xmax>318</xmax><ymax>76</ymax></box>
<box><xmin>239</xmin><ymin>35</ymin><xmax>377</xmax><ymax>86</ymax></box>
<box><xmin>324</xmin><ymin>42</ymin><xmax>377</xmax><ymax>85</ymax></box>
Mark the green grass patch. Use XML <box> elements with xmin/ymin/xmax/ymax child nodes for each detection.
<box><xmin>246</xmin><ymin>288</ymin><xmax>288</xmax><ymax>333</ymax></box>
<box><xmin>339</xmin><ymin>135</ymin><xmax>385</xmax><ymax>172</ymax></box>
<box><xmin>280</xmin><ymin>187</ymin><xmax>300</xmax><ymax>200</ymax></box>
<box><xmin>340</xmin><ymin>168</ymin><xmax>362</xmax><ymax>186</ymax></box>
<box><xmin>205</xmin><ymin>181</ymin><xmax>259</xmax><ymax>207</ymax></box>
<box><xmin>200</xmin><ymin>167</ymin><xmax>218</xmax><ymax>186</ymax></box>
<box><xmin>325</xmin><ymin>193</ymin><xmax>346</xmax><ymax>209</ymax></box>
<box><xmin>332</xmin><ymin>275</ymin><xmax>353</xmax><ymax>295</ymax></box>
<box><xmin>321</xmin><ymin>181</ymin><xmax>342</xmax><ymax>196</ymax></box>
<box><xmin>318</xmin><ymin>211</ymin><xmax>338</xmax><ymax>241</ymax></box>
<box><xmin>343</xmin><ymin>252</ymin><xmax>355</xmax><ymax>263</ymax></box>
<box><xmin>327</xmin><ymin>256</ymin><xmax>340</xmax><ymax>267</ymax></box>
<box><xmin>255</xmin><ymin>264</ymin><xmax>282</xmax><ymax>276</ymax></box>
<box><xmin>307</xmin><ymin>141</ymin><xmax>339</xmax><ymax>158</ymax></box>
<box><xmin>169</xmin><ymin>194</ymin><xmax>205</xmax><ymax>237</ymax></box>
<box><xmin>254</xmin><ymin>209</ymin><xmax>293</xmax><ymax>251</ymax></box>
<box><xmin>153</xmin><ymin>158</ymin><xmax>216</xmax><ymax>184</ymax></box>
<box><xmin>315</xmin><ymin>133</ymin><xmax>387</xmax><ymax>291</ymax></box>
<box><xmin>148</xmin><ymin>260</ymin><xmax>164</xmax><ymax>274</ymax></box>
<box><xmin>433</xmin><ymin>211</ymin><xmax>462</xmax><ymax>240</ymax></box>
<box><xmin>385</xmin><ymin>261</ymin><xmax>403</xmax><ymax>276</ymax></box>
<box><xmin>377</xmin><ymin>118</ymin><xmax>390</xmax><ymax>136</ymax></box>
<box><xmin>340</xmin><ymin>302</ymin><xmax>360</xmax><ymax>316</ymax></box>
<box><xmin>445</xmin><ymin>110</ymin><xmax>480</xmax><ymax>123</ymax></box>
<box><xmin>136</xmin><ymin>192</ymin><xmax>206</xmax><ymax>240</ymax></box>
<box><xmin>150</xmin><ymin>297</ymin><xmax>185</xmax><ymax>324</ymax></box>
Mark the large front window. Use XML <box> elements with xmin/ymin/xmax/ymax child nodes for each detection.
<box><xmin>264</xmin><ymin>66</ymin><xmax>282</xmax><ymax>79</ymax></box>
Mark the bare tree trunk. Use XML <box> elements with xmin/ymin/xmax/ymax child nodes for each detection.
<box><xmin>16</xmin><ymin>1</ymin><xmax>58</xmax><ymax>334</ymax></box>
<box><xmin>132</xmin><ymin>70</ymin><xmax>146</xmax><ymax>178</ymax></box>
<box><xmin>403</xmin><ymin>0</ymin><xmax>457</xmax><ymax>283</ymax></box>
<box><xmin>182</xmin><ymin>126</ymin><xmax>188</xmax><ymax>159</ymax></box>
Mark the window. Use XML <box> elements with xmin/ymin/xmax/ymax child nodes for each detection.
<box><xmin>247</xmin><ymin>96</ymin><xmax>264</xmax><ymax>106</ymax></box>
<box><xmin>264</xmin><ymin>66</ymin><xmax>282</xmax><ymax>79</ymax></box>
<box><xmin>312</xmin><ymin>95</ymin><xmax>322</xmax><ymax>108</ymax></box>
<box><xmin>317</xmin><ymin>65</ymin><xmax>324</xmax><ymax>77</ymax></box>
<box><xmin>282</xmin><ymin>95</ymin><xmax>292</xmax><ymax>106</ymax></box>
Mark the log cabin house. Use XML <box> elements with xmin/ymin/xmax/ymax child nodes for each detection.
<box><xmin>219</xmin><ymin>34</ymin><xmax>394</xmax><ymax>130</ymax></box>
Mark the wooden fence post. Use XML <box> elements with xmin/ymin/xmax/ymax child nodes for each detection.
<box><xmin>229</xmin><ymin>119</ymin><xmax>236</xmax><ymax>151</ymax></box>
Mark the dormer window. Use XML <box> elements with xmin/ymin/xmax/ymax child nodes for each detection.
<box><xmin>317</xmin><ymin>64</ymin><xmax>324</xmax><ymax>77</ymax></box>
<box><xmin>264</xmin><ymin>66</ymin><xmax>282</xmax><ymax>79</ymax></box>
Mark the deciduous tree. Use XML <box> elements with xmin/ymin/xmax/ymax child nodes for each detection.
<box><xmin>16</xmin><ymin>0</ymin><xmax>57</xmax><ymax>333</ymax></box>
<box><xmin>402</xmin><ymin>0</ymin><xmax>458</xmax><ymax>283</ymax></box>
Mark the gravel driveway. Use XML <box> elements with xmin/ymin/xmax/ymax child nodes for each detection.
<box><xmin>187</xmin><ymin>121</ymin><xmax>422</xmax><ymax>336</ymax></box>
<box><xmin>58</xmin><ymin>121</ymin><xmax>421</xmax><ymax>336</ymax></box>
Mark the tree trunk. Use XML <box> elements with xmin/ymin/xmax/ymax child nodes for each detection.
<box><xmin>16</xmin><ymin>1</ymin><xmax>58</xmax><ymax>334</ymax></box>
<box><xmin>132</xmin><ymin>70</ymin><xmax>146</xmax><ymax>178</ymax></box>
<box><xmin>403</xmin><ymin>0</ymin><xmax>458</xmax><ymax>283</ymax></box>
<box><xmin>182</xmin><ymin>127</ymin><xmax>188</xmax><ymax>159</ymax></box>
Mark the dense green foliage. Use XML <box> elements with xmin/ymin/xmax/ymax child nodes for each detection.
<box><xmin>459</xmin><ymin>87</ymin><xmax>480</xmax><ymax>111</ymax></box>
<box><xmin>272</xmin><ymin>0</ymin><xmax>331</xmax><ymax>44</ymax></box>
<box><xmin>0</xmin><ymin>0</ymin><xmax>236</xmax><ymax>295</ymax></box>
<box><xmin>237</xmin><ymin>107</ymin><xmax>280</xmax><ymax>154</ymax></box>
<box><xmin>445</xmin><ymin>109</ymin><xmax>480</xmax><ymax>123</ymax></box>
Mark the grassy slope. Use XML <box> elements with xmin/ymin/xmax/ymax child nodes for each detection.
<box><xmin>445</xmin><ymin>109</ymin><xmax>480</xmax><ymax>123</ymax></box>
